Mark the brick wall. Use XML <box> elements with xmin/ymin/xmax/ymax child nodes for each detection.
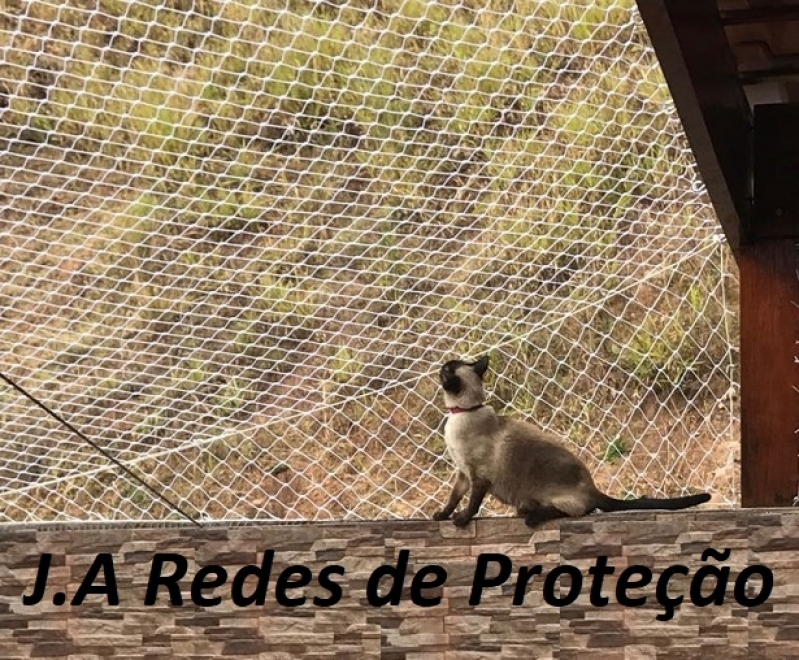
<box><xmin>0</xmin><ymin>510</ymin><xmax>795</xmax><ymax>659</ymax></box>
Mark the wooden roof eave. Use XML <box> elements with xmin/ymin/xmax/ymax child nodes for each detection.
<box><xmin>636</xmin><ymin>0</ymin><xmax>754</xmax><ymax>253</ymax></box>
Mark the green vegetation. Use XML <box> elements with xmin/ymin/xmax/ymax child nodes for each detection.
<box><xmin>602</xmin><ymin>436</ymin><xmax>630</xmax><ymax>464</ymax></box>
<box><xmin>0</xmin><ymin>0</ymin><xmax>738</xmax><ymax>522</ymax></box>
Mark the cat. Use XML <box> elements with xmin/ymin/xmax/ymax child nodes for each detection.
<box><xmin>433</xmin><ymin>355</ymin><xmax>711</xmax><ymax>527</ymax></box>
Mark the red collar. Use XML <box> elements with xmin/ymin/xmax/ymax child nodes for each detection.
<box><xmin>448</xmin><ymin>404</ymin><xmax>484</xmax><ymax>414</ymax></box>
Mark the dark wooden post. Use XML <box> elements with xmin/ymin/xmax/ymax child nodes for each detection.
<box><xmin>740</xmin><ymin>104</ymin><xmax>799</xmax><ymax>507</ymax></box>
<box><xmin>739</xmin><ymin>241</ymin><xmax>799</xmax><ymax>506</ymax></box>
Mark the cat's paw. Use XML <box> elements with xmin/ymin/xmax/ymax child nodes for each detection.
<box><xmin>432</xmin><ymin>510</ymin><xmax>450</xmax><ymax>521</ymax></box>
<box><xmin>452</xmin><ymin>511</ymin><xmax>473</xmax><ymax>527</ymax></box>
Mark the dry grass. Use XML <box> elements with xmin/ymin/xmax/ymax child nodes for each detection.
<box><xmin>0</xmin><ymin>0</ymin><xmax>739</xmax><ymax>524</ymax></box>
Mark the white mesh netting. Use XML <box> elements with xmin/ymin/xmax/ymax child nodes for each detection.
<box><xmin>0</xmin><ymin>0</ymin><xmax>740</xmax><ymax>524</ymax></box>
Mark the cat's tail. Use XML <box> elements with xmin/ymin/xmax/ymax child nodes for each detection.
<box><xmin>595</xmin><ymin>491</ymin><xmax>710</xmax><ymax>512</ymax></box>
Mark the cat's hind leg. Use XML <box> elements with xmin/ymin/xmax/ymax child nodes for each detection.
<box><xmin>520</xmin><ymin>503</ymin><xmax>569</xmax><ymax>528</ymax></box>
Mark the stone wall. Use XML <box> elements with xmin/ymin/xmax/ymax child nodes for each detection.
<box><xmin>0</xmin><ymin>510</ymin><xmax>796</xmax><ymax>659</ymax></box>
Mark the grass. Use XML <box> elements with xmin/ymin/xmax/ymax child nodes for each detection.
<box><xmin>0</xmin><ymin>0</ymin><xmax>739</xmax><ymax>523</ymax></box>
<box><xmin>602</xmin><ymin>436</ymin><xmax>630</xmax><ymax>464</ymax></box>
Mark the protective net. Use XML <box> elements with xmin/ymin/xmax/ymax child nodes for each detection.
<box><xmin>0</xmin><ymin>0</ymin><xmax>739</xmax><ymax>524</ymax></box>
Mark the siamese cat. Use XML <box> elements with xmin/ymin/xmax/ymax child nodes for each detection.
<box><xmin>433</xmin><ymin>355</ymin><xmax>711</xmax><ymax>528</ymax></box>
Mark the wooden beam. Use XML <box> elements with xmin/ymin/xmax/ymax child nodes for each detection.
<box><xmin>719</xmin><ymin>7</ymin><xmax>799</xmax><ymax>25</ymax></box>
<box><xmin>740</xmin><ymin>104</ymin><xmax>799</xmax><ymax>507</ymax></box>
<box><xmin>739</xmin><ymin>239</ymin><xmax>799</xmax><ymax>507</ymax></box>
<box><xmin>753</xmin><ymin>104</ymin><xmax>799</xmax><ymax>239</ymax></box>
<box><xmin>636</xmin><ymin>0</ymin><xmax>753</xmax><ymax>250</ymax></box>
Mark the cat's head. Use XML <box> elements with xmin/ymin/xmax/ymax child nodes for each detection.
<box><xmin>440</xmin><ymin>355</ymin><xmax>489</xmax><ymax>407</ymax></box>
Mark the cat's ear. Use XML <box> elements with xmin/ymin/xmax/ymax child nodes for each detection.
<box><xmin>473</xmin><ymin>354</ymin><xmax>490</xmax><ymax>378</ymax></box>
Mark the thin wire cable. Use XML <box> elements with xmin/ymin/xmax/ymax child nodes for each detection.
<box><xmin>0</xmin><ymin>369</ymin><xmax>202</xmax><ymax>527</ymax></box>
